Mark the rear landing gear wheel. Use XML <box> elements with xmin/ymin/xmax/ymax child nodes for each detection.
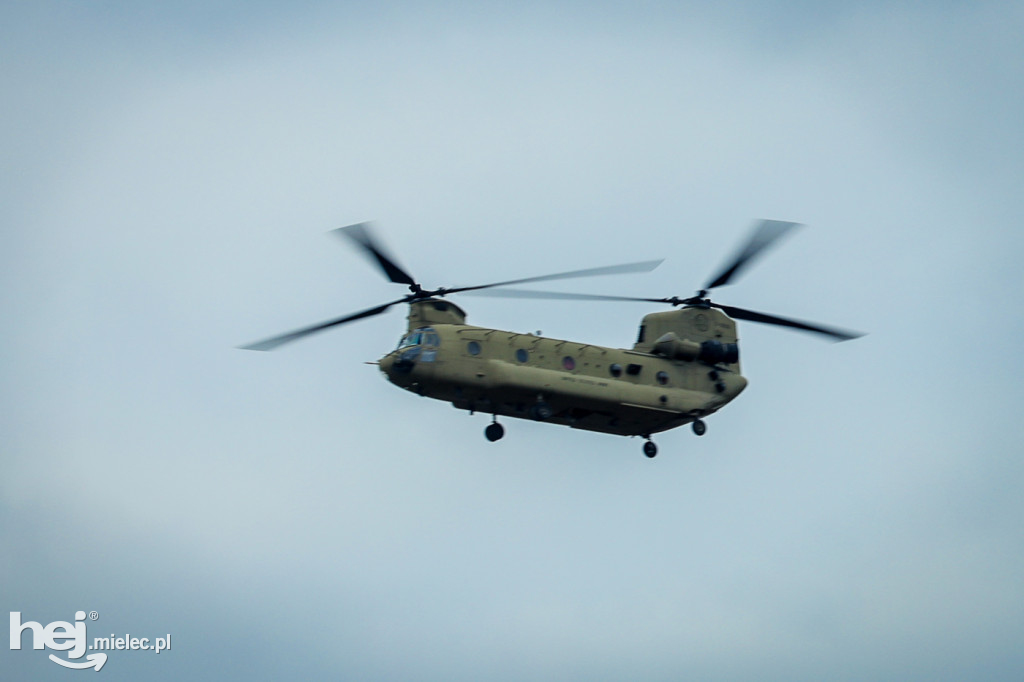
<box><xmin>485</xmin><ymin>422</ymin><xmax>505</xmax><ymax>442</ymax></box>
<box><xmin>643</xmin><ymin>440</ymin><xmax>658</xmax><ymax>458</ymax></box>
<box><xmin>692</xmin><ymin>419</ymin><xmax>707</xmax><ymax>436</ymax></box>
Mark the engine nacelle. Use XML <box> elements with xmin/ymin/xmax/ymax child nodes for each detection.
<box><xmin>652</xmin><ymin>332</ymin><xmax>701</xmax><ymax>360</ymax></box>
<box><xmin>698</xmin><ymin>338</ymin><xmax>739</xmax><ymax>365</ymax></box>
<box><xmin>652</xmin><ymin>332</ymin><xmax>739</xmax><ymax>365</ymax></box>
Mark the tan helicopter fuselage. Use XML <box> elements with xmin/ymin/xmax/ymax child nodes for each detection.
<box><xmin>378</xmin><ymin>299</ymin><xmax>748</xmax><ymax>437</ymax></box>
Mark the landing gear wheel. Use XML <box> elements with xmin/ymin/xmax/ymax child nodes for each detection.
<box><xmin>643</xmin><ymin>440</ymin><xmax>658</xmax><ymax>458</ymax></box>
<box><xmin>485</xmin><ymin>422</ymin><xmax>505</xmax><ymax>442</ymax></box>
<box><xmin>692</xmin><ymin>419</ymin><xmax>707</xmax><ymax>436</ymax></box>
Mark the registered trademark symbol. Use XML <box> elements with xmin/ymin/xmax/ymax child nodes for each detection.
<box><xmin>89</xmin><ymin>611</ymin><xmax>99</xmax><ymax>621</ymax></box>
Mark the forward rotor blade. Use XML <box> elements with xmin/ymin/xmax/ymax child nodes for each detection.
<box><xmin>462</xmin><ymin>288</ymin><xmax>670</xmax><ymax>303</ymax></box>
<box><xmin>704</xmin><ymin>220</ymin><xmax>800</xmax><ymax>290</ymax></box>
<box><xmin>713</xmin><ymin>303</ymin><xmax>864</xmax><ymax>342</ymax></box>
<box><xmin>446</xmin><ymin>259</ymin><xmax>664</xmax><ymax>295</ymax></box>
<box><xmin>333</xmin><ymin>222</ymin><xmax>417</xmax><ymax>286</ymax></box>
<box><xmin>240</xmin><ymin>299</ymin><xmax>405</xmax><ymax>351</ymax></box>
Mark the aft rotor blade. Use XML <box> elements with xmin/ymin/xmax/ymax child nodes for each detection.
<box><xmin>713</xmin><ymin>303</ymin><xmax>864</xmax><ymax>342</ymax></box>
<box><xmin>462</xmin><ymin>288</ymin><xmax>671</xmax><ymax>304</ymax></box>
<box><xmin>704</xmin><ymin>220</ymin><xmax>800</xmax><ymax>290</ymax></box>
<box><xmin>333</xmin><ymin>222</ymin><xmax>417</xmax><ymax>286</ymax></box>
<box><xmin>446</xmin><ymin>259</ymin><xmax>664</xmax><ymax>295</ymax></box>
<box><xmin>240</xmin><ymin>299</ymin><xmax>405</xmax><ymax>351</ymax></box>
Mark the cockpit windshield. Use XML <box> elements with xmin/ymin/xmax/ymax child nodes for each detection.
<box><xmin>399</xmin><ymin>332</ymin><xmax>422</xmax><ymax>348</ymax></box>
<box><xmin>397</xmin><ymin>327</ymin><xmax>439</xmax><ymax>349</ymax></box>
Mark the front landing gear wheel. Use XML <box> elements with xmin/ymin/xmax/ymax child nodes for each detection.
<box><xmin>485</xmin><ymin>422</ymin><xmax>505</xmax><ymax>442</ymax></box>
<box><xmin>692</xmin><ymin>419</ymin><xmax>707</xmax><ymax>436</ymax></box>
<box><xmin>643</xmin><ymin>440</ymin><xmax>658</xmax><ymax>458</ymax></box>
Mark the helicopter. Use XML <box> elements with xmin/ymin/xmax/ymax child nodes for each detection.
<box><xmin>242</xmin><ymin>220</ymin><xmax>862</xmax><ymax>457</ymax></box>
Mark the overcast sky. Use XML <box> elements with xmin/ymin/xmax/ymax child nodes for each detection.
<box><xmin>3</xmin><ymin>2</ymin><xmax>1024</xmax><ymax>680</ymax></box>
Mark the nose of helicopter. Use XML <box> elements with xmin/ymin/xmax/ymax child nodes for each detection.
<box><xmin>378</xmin><ymin>349</ymin><xmax>418</xmax><ymax>388</ymax></box>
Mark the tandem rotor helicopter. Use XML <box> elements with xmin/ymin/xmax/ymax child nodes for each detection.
<box><xmin>242</xmin><ymin>220</ymin><xmax>862</xmax><ymax>457</ymax></box>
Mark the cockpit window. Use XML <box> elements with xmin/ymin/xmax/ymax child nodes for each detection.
<box><xmin>399</xmin><ymin>333</ymin><xmax>421</xmax><ymax>348</ymax></box>
<box><xmin>397</xmin><ymin>327</ymin><xmax>437</xmax><ymax>349</ymax></box>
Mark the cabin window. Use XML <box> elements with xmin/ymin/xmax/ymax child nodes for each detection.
<box><xmin>562</xmin><ymin>356</ymin><xmax>576</xmax><ymax>371</ymax></box>
<box><xmin>515</xmin><ymin>349</ymin><xmax>529</xmax><ymax>363</ymax></box>
<box><xmin>467</xmin><ymin>341</ymin><xmax>481</xmax><ymax>356</ymax></box>
<box><xmin>656</xmin><ymin>371</ymin><xmax>669</xmax><ymax>385</ymax></box>
<box><xmin>609</xmin><ymin>363</ymin><xmax>623</xmax><ymax>377</ymax></box>
<box><xmin>626</xmin><ymin>363</ymin><xmax>642</xmax><ymax>376</ymax></box>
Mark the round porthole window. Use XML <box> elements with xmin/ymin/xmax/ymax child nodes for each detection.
<box><xmin>609</xmin><ymin>363</ymin><xmax>622</xmax><ymax>377</ymax></box>
<box><xmin>656</xmin><ymin>371</ymin><xmax>669</xmax><ymax>385</ymax></box>
<box><xmin>516</xmin><ymin>349</ymin><xmax>529</xmax><ymax>363</ymax></box>
<box><xmin>467</xmin><ymin>341</ymin><xmax>481</xmax><ymax>356</ymax></box>
<box><xmin>562</xmin><ymin>356</ymin><xmax>576</xmax><ymax>371</ymax></box>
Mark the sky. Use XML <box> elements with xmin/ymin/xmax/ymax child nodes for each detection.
<box><xmin>3</xmin><ymin>1</ymin><xmax>1023</xmax><ymax>680</ymax></box>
